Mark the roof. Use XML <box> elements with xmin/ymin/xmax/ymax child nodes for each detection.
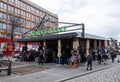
<box><xmin>17</xmin><ymin>32</ymin><xmax>108</xmax><ymax>42</ymax></box>
<box><xmin>17</xmin><ymin>32</ymin><xmax>78</xmax><ymax>42</ymax></box>
<box><xmin>77</xmin><ymin>32</ymin><xmax>108</xmax><ymax>40</ymax></box>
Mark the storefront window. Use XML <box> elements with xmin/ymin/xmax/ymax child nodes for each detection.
<box><xmin>1</xmin><ymin>43</ymin><xmax>7</xmax><ymax>51</ymax></box>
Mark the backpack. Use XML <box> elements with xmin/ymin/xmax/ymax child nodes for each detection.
<box><xmin>87</xmin><ymin>55</ymin><xmax>92</xmax><ymax>61</ymax></box>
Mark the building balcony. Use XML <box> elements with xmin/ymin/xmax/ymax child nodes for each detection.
<box><xmin>1</xmin><ymin>0</ymin><xmax>7</xmax><ymax>3</ymax></box>
<box><xmin>8</xmin><ymin>1</ymin><xmax>14</xmax><ymax>6</ymax></box>
<box><xmin>0</xmin><ymin>8</ymin><xmax>7</xmax><ymax>13</ymax></box>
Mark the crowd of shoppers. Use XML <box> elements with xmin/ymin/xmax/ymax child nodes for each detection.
<box><xmin>17</xmin><ymin>45</ymin><xmax>119</xmax><ymax>71</ymax></box>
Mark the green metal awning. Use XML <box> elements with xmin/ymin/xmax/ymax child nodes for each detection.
<box><xmin>17</xmin><ymin>32</ymin><xmax>78</xmax><ymax>42</ymax></box>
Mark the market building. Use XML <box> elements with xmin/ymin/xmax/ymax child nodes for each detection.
<box><xmin>17</xmin><ymin>25</ymin><xmax>109</xmax><ymax>64</ymax></box>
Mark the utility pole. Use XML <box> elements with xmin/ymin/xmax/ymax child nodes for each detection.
<box><xmin>81</xmin><ymin>23</ymin><xmax>85</xmax><ymax>38</ymax></box>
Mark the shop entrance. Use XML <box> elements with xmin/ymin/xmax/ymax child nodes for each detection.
<box><xmin>41</xmin><ymin>39</ymin><xmax>73</xmax><ymax>63</ymax></box>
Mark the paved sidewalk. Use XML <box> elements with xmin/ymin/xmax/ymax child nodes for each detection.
<box><xmin>0</xmin><ymin>57</ymin><xmax>119</xmax><ymax>82</ymax></box>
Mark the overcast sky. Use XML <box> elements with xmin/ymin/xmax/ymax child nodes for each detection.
<box><xmin>29</xmin><ymin>0</ymin><xmax>120</xmax><ymax>39</ymax></box>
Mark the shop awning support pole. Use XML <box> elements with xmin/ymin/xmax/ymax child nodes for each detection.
<box><xmin>57</xmin><ymin>39</ymin><xmax>61</xmax><ymax>66</ymax></box>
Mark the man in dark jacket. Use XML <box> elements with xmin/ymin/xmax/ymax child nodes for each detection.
<box><xmin>97</xmin><ymin>52</ymin><xmax>102</xmax><ymax>64</ymax></box>
<box><xmin>111</xmin><ymin>52</ymin><xmax>115</xmax><ymax>63</ymax></box>
<box><xmin>86</xmin><ymin>53</ymin><xmax>92</xmax><ymax>70</ymax></box>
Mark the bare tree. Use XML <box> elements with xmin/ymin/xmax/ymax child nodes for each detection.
<box><xmin>9</xmin><ymin>14</ymin><xmax>21</xmax><ymax>55</ymax></box>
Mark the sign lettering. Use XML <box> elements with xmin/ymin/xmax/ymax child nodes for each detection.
<box><xmin>30</xmin><ymin>26</ymin><xmax>67</xmax><ymax>36</ymax></box>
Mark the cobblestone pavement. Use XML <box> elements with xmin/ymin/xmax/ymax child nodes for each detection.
<box><xmin>65</xmin><ymin>64</ymin><xmax>120</xmax><ymax>82</ymax></box>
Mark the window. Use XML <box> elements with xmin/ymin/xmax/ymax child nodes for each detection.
<box><xmin>36</xmin><ymin>17</ymin><xmax>38</xmax><ymax>22</ymax></box>
<box><xmin>15</xmin><ymin>26</ymin><xmax>19</xmax><ymax>32</ymax></box>
<box><xmin>33</xmin><ymin>8</ymin><xmax>36</xmax><ymax>13</ymax></box>
<box><xmin>23</xmin><ymin>11</ymin><xmax>26</xmax><ymax>17</ymax></box>
<box><xmin>36</xmin><ymin>9</ymin><xmax>39</xmax><ymax>14</ymax></box>
<box><xmin>15</xmin><ymin>8</ymin><xmax>20</xmax><ymax>15</ymax></box>
<box><xmin>21</xmin><ymin>1</ymin><xmax>23</xmax><ymax>6</ymax></box>
<box><xmin>8</xmin><ymin>5</ymin><xmax>11</xmax><ymax>11</ymax></box>
<box><xmin>22</xmin><ymin>28</ymin><xmax>25</xmax><ymax>33</ymax></box>
<box><xmin>26</xmin><ymin>4</ymin><xmax>29</xmax><ymax>10</ymax></box>
<box><xmin>0</xmin><ymin>23</ymin><xmax>6</xmax><ymax>30</ymax></box>
<box><xmin>8</xmin><ymin>15</ymin><xmax>10</xmax><ymax>21</ymax></box>
<box><xmin>8</xmin><ymin>5</ymin><xmax>14</xmax><ymax>12</ymax></box>
<box><xmin>28</xmin><ymin>21</ymin><xmax>30</xmax><ymax>26</ymax></box>
<box><xmin>8</xmin><ymin>0</ymin><xmax>14</xmax><ymax>3</ymax></box>
<box><xmin>28</xmin><ymin>13</ymin><xmax>30</xmax><ymax>18</ymax></box>
<box><xmin>12</xmin><ymin>0</ymin><xmax>14</xmax><ymax>3</ymax></box>
<box><xmin>28</xmin><ymin>5</ymin><xmax>30</xmax><ymax>10</ymax></box>
<box><xmin>4</xmin><ymin>3</ymin><xmax>7</xmax><ymax>9</ymax></box>
<box><xmin>15</xmin><ymin>0</ymin><xmax>18</xmax><ymax>4</ymax></box>
<box><xmin>3</xmin><ymin>23</ymin><xmax>6</xmax><ymax>29</ymax></box>
<box><xmin>0</xmin><ymin>23</ymin><xmax>2</xmax><ymax>29</ymax></box>
<box><xmin>0</xmin><ymin>13</ymin><xmax>6</xmax><ymax>19</ymax></box>
<box><xmin>7</xmin><ymin>25</ymin><xmax>11</xmax><ymax>30</ymax></box>
<box><xmin>26</xmin><ymin>13</ymin><xmax>28</xmax><ymax>17</ymax></box>
<box><xmin>32</xmin><ymin>15</ymin><xmax>34</xmax><ymax>20</ymax></box>
<box><xmin>0</xmin><ymin>2</ymin><xmax>3</xmax><ymax>8</ymax></box>
<box><xmin>23</xmin><ymin>20</ymin><xmax>26</xmax><ymax>25</ymax></box>
<box><xmin>18</xmin><ymin>0</ymin><xmax>20</xmax><ymax>5</ymax></box>
<box><xmin>11</xmin><ymin>6</ymin><xmax>14</xmax><ymax>12</ymax></box>
<box><xmin>3</xmin><ymin>13</ymin><xmax>6</xmax><ymax>19</ymax></box>
<box><xmin>31</xmin><ymin>7</ymin><xmax>36</xmax><ymax>12</ymax></box>
<box><xmin>0</xmin><ymin>12</ymin><xmax>2</xmax><ymax>19</ymax></box>
<box><xmin>18</xmin><ymin>9</ymin><xmax>20</xmax><ymax>14</ymax></box>
<box><xmin>21</xmin><ymin>11</ymin><xmax>23</xmax><ymax>16</ymax></box>
<box><xmin>23</xmin><ymin>2</ymin><xmax>26</xmax><ymax>9</ymax></box>
<box><xmin>15</xmin><ymin>8</ymin><xmax>17</xmax><ymax>14</ymax></box>
<box><xmin>32</xmin><ymin>22</ymin><xmax>34</xmax><ymax>27</ymax></box>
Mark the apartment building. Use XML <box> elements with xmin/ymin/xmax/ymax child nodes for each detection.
<box><xmin>0</xmin><ymin>0</ymin><xmax>58</xmax><ymax>38</ymax></box>
<box><xmin>0</xmin><ymin>0</ymin><xmax>58</xmax><ymax>55</ymax></box>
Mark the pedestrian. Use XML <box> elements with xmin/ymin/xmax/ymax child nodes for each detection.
<box><xmin>116</xmin><ymin>55</ymin><xmax>120</xmax><ymax>63</ymax></box>
<box><xmin>38</xmin><ymin>49</ymin><xmax>44</xmax><ymax>65</ymax></box>
<box><xmin>86</xmin><ymin>53</ymin><xmax>92</xmax><ymax>70</ymax></box>
<box><xmin>102</xmin><ymin>54</ymin><xmax>107</xmax><ymax>64</ymax></box>
<box><xmin>97</xmin><ymin>52</ymin><xmax>102</xmax><ymax>64</ymax></box>
<box><xmin>0</xmin><ymin>50</ymin><xmax>3</xmax><ymax>58</ymax></box>
<box><xmin>111</xmin><ymin>52</ymin><xmax>115</xmax><ymax>63</ymax></box>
